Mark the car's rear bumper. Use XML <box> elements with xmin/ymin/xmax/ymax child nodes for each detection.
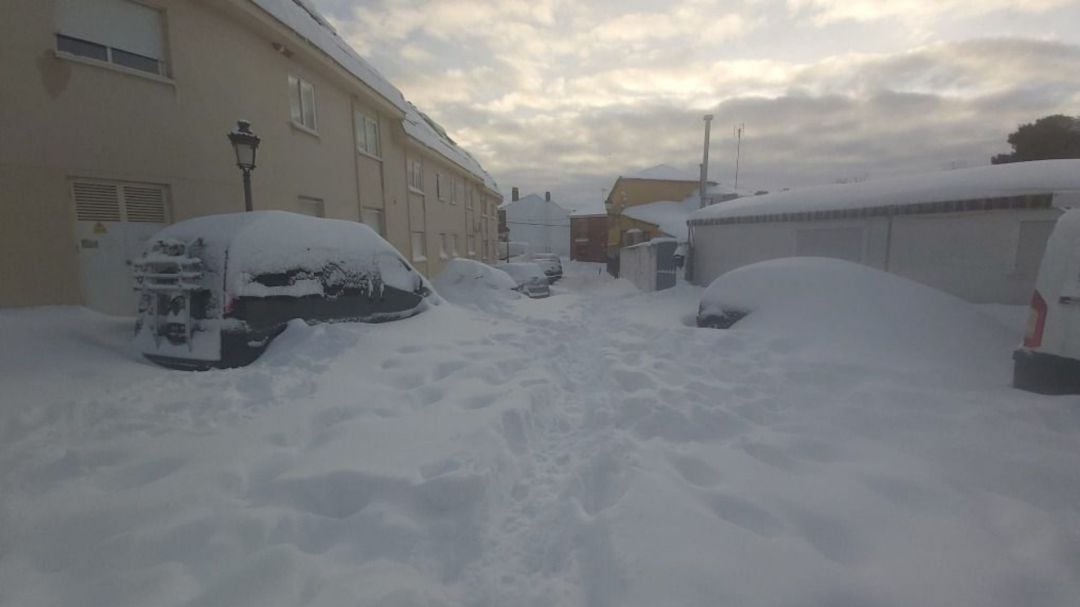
<box><xmin>1013</xmin><ymin>349</ymin><xmax>1080</xmax><ymax>395</ymax></box>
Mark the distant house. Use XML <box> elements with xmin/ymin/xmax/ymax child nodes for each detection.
<box><xmin>604</xmin><ymin>165</ymin><xmax>741</xmax><ymax>274</ymax></box>
<box><xmin>687</xmin><ymin>160</ymin><xmax>1080</xmax><ymax>304</ymax></box>
<box><xmin>501</xmin><ymin>190</ymin><xmax>571</xmax><ymax>256</ymax></box>
<box><xmin>570</xmin><ymin>208</ymin><xmax>608</xmax><ymax>262</ymax></box>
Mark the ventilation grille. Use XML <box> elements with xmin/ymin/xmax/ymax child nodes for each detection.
<box><xmin>73</xmin><ymin>182</ymin><xmax>121</xmax><ymax>221</ymax></box>
<box><xmin>123</xmin><ymin>185</ymin><xmax>168</xmax><ymax>223</ymax></box>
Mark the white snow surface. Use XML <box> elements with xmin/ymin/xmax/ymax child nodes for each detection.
<box><xmin>690</xmin><ymin>159</ymin><xmax>1080</xmax><ymax>222</ymax></box>
<box><xmin>3</xmin><ymin>263</ymin><xmax>1080</xmax><ymax>606</ymax></box>
<box><xmin>250</xmin><ymin>0</ymin><xmax>406</xmax><ymax>112</ymax></box>
<box><xmin>432</xmin><ymin>259</ymin><xmax>520</xmax><ymax>309</ymax></box>
<box><xmin>630</xmin><ymin>164</ymin><xmax>697</xmax><ymax>181</ymax></box>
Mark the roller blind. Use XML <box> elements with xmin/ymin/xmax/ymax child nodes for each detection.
<box><xmin>56</xmin><ymin>0</ymin><xmax>164</xmax><ymax>60</ymax></box>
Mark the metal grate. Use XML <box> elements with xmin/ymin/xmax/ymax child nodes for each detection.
<box><xmin>122</xmin><ymin>185</ymin><xmax>168</xmax><ymax>223</ymax></box>
<box><xmin>73</xmin><ymin>182</ymin><xmax>122</xmax><ymax>221</ymax></box>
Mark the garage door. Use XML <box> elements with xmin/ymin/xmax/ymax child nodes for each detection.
<box><xmin>73</xmin><ymin>180</ymin><xmax>169</xmax><ymax>315</ymax></box>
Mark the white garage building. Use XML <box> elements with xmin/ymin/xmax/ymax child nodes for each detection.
<box><xmin>501</xmin><ymin>191</ymin><xmax>571</xmax><ymax>257</ymax></box>
<box><xmin>687</xmin><ymin>160</ymin><xmax>1080</xmax><ymax>304</ymax></box>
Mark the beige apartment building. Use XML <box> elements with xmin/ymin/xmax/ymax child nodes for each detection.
<box><xmin>0</xmin><ymin>0</ymin><xmax>500</xmax><ymax>313</ymax></box>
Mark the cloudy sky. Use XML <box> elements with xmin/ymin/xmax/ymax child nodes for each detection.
<box><xmin>312</xmin><ymin>0</ymin><xmax>1080</xmax><ymax>212</ymax></box>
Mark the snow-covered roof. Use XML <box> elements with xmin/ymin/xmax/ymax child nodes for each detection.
<box><xmin>500</xmin><ymin>193</ymin><xmax>571</xmax><ymax>215</ymax></box>
<box><xmin>250</xmin><ymin>0</ymin><xmax>407</xmax><ymax>113</ymax></box>
<box><xmin>690</xmin><ymin>160</ymin><xmax>1080</xmax><ymax>224</ymax></box>
<box><xmin>570</xmin><ymin>202</ymin><xmax>607</xmax><ymax>217</ymax></box>
<box><xmin>629</xmin><ymin>164</ymin><xmax>698</xmax><ymax>181</ymax></box>
<box><xmin>404</xmin><ymin>102</ymin><xmax>499</xmax><ymax>193</ymax></box>
<box><xmin>622</xmin><ymin>197</ymin><xmax>698</xmax><ymax>242</ymax></box>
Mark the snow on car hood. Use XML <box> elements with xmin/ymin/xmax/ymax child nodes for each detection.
<box><xmin>146</xmin><ymin>211</ymin><xmax>422</xmax><ymax>295</ymax></box>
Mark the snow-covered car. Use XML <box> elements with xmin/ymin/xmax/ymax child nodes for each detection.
<box><xmin>529</xmin><ymin>253</ymin><xmax>563</xmax><ymax>283</ymax></box>
<box><xmin>497</xmin><ymin>262</ymin><xmax>552</xmax><ymax>298</ymax></box>
<box><xmin>432</xmin><ymin>258</ymin><xmax>520</xmax><ymax>306</ymax></box>
<box><xmin>1013</xmin><ymin>209</ymin><xmax>1080</xmax><ymax>394</ymax></box>
<box><xmin>133</xmin><ymin>211</ymin><xmax>433</xmax><ymax>370</ymax></box>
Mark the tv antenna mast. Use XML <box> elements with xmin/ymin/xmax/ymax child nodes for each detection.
<box><xmin>733</xmin><ymin>123</ymin><xmax>745</xmax><ymax>192</ymax></box>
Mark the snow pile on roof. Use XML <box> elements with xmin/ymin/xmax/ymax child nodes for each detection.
<box><xmin>150</xmin><ymin>211</ymin><xmax>421</xmax><ymax>293</ymax></box>
<box><xmin>500</xmin><ymin>193</ymin><xmax>571</xmax><ymax>217</ymax></box>
<box><xmin>622</xmin><ymin>195</ymin><xmax>699</xmax><ymax>241</ymax></box>
<box><xmin>701</xmin><ymin>257</ymin><xmax>1012</xmax><ymax>373</ymax></box>
<box><xmin>569</xmin><ymin>202</ymin><xmax>607</xmax><ymax>217</ymax></box>
<box><xmin>251</xmin><ymin>0</ymin><xmax>406</xmax><ymax>112</ymax></box>
<box><xmin>404</xmin><ymin>103</ymin><xmax>499</xmax><ymax>192</ymax></box>
<box><xmin>432</xmin><ymin>258</ymin><xmax>520</xmax><ymax>309</ymax></box>
<box><xmin>691</xmin><ymin>159</ymin><xmax>1080</xmax><ymax>222</ymax></box>
<box><xmin>630</xmin><ymin>164</ymin><xmax>698</xmax><ymax>181</ymax></box>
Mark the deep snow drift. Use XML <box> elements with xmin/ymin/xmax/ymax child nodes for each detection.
<box><xmin>2</xmin><ymin>262</ymin><xmax>1079</xmax><ymax>607</ymax></box>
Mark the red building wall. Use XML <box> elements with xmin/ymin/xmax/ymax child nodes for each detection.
<box><xmin>571</xmin><ymin>215</ymin><xmax>608</xmax><ymax>262</ymax></box>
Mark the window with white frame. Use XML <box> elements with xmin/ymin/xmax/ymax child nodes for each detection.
<box><xmin>55</xmin><ymin>0</ymin><xmax>166</xmax><ymax>76</ymax></box>
<box><xmin>297</xmin><ymin>196</ymin><xmax>325</xmax><ymax>217</ymax></box>
<box><xmin>451</xmin><ymin>234</ymin><xmax>460</xmax><ymax>257</ymax></box>
<box><xmin>355</xmin><ymin>110</ymin><xmax>380</xmax><ymax>157</ymax></box>
<box><xmin>361</xmin><ymin>207</ymin><xmax>385</xmax><ymax>235</ymax></box>
<box><xmin>466</xmin><ymin>185</ymin><xmax>474</xmax><ymax>210</ymax></box>
<box><xmin>408</xmin><ymin>158</ymin><xmax>424</xmax><ymax>192</ymax></box>
<box><xmin>411</xmin><ymin>232</ymin><xmax>426</xmax><ymax>261</ymax></box>
<box><xmin>468</xmin><ymin>235</ymin><xmax>477</xmax><ymax>257</ymax></box>
<box><xmin>288</xmin><ymin>75</ymin><xmax>317</xmax><ymax>131</ymax></box>
<box><xmin>436</xmin><ymin>173</ymin><xmax>446</xmax><ymax>202</ymax></box>
<box><xmin>439</xmin><ymin>233</ymin><xmax>449</xmax><ymax>259</ymax></box>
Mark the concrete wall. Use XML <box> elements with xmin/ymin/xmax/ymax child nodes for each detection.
<box><xmin>689</xmin><ymin>208</ymin><xmax>1062</xmax><ymax>304</ymax></box>
<box><xmin>621</xmin><ymin>244</ymin><xmax>657</xmax><ymax>291</ymax></box>
<box><xmin>0</xmin><ymin>0</ymin><xmax>498</xmax><ymax>308</ymax></box>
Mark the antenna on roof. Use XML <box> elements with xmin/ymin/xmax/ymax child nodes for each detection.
<box><xmin>733</xmin><ymin>123</ymin><xmax>745</xmax><ymax>192</ymax></box>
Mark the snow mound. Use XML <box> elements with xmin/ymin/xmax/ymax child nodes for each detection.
<box><xmin>702</xmin><ymin>258</ymin><xmax>1015</xmax><ymax>379</ymax></box>
<box><xmin>432</xmin><ymin>259</ymin><xmax>520</xmax><ymax>308</ymax></box>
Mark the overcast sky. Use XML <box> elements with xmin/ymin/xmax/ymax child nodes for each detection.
<box><xmin>312</xmin><ymin>0</ymin><xmax>1080</xmax><ymax>212</ymax></box>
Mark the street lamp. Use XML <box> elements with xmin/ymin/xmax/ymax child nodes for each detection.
<box><xmin>227</xmin><ymin>120</ymin><xmax>260</xmax><ymax>212</ymax></box>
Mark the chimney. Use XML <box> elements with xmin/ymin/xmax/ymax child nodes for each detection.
<box><xmin>545</xmin><ymin>191</ymin><xmax>551</xmax><ymax>202</ymax></box>
<box><xmin>511</xmin><ymin>186</ymin><xmax>519</xmax><ymax>201</ymax></box>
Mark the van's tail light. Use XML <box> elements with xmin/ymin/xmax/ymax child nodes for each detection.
<box><xmin>1024</xmin><ymin>290</ymin><xmax>1048</xmax><ymax>348</ymax></box>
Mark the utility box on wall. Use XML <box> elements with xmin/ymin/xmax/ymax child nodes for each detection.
<box><xmin>620</xmin><ymin>238</ymin><xmax>677</xmax><ymax>292</ymax></box>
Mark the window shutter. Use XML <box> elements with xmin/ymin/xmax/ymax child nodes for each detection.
<box><xmin>73</xmin><ymin>182</ymin><xmax>122</xmax><ymax>221</ymax></box>
<box><xmin>122</xmin><ymin>184</ymin><xmax>168</xmax><ymax>222</ymax></box>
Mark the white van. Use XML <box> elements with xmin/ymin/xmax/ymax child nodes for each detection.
<box><xmin>1013</xmin><ymin>209</ymin><xmax>1080</xmax><ymax>394</ymax></box>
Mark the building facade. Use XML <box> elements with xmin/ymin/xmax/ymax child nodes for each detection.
<box><xmin>570</xmin><ymin>213</ymin><xmax>607</xmax><ymax>262</ymax></box>
<box><xmin>0</xmin><ymin>0</ymin><xmax>499</xmax><ymax>312</ymax></box>
<box><xmin>604</xmin><ymin>171</ymin><xmax>702</xmax><ymax>271</ymax></box>
<box><xmin>687</xmin><ymin>161</ymin><xmax>1080</xmax><ymax>305</ymax></box>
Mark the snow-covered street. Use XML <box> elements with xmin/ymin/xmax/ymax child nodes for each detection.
<box><xmin>2</xmin><ymin>263</ymin><xmax>1080</xmax><ymax>607</ymax></box>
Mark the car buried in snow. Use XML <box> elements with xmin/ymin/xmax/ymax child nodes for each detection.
<box><xmin>132</xmin><ymin>211</ymin><xmax>434</xmax><ymax>370</ymax></box>
<box><xmin>528</xmin><ymin>253</ymin><xmax>564</xmax><ymax>283</ymax></box>
<box><xmin>496</xmin><ymin>262</ymin><xmax>552</xmax><ymax>298</ymax></box>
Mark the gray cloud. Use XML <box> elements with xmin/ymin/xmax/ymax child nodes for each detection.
<box><xmin>313</xmin><ymin>0</ymin><xmax>1080</xmax><ymax>211</ymax></box>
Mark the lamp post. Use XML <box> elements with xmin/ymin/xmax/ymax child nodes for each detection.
<box><xmin>227</xmin><ymin>120</ymin><xmax>260</xmax><ymax>212</ymax></box>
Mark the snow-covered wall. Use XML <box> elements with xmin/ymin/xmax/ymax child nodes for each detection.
<box><xmin>690</xmin><ymin>208</ymin><xmax>1062</xmax><ymax>304</ymax></box>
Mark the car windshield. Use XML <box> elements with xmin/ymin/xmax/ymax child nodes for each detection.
<box><xmin>7</xmin><ymin>0</ymin><xmax>1080</xmax><ymax>605</ymax></box>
